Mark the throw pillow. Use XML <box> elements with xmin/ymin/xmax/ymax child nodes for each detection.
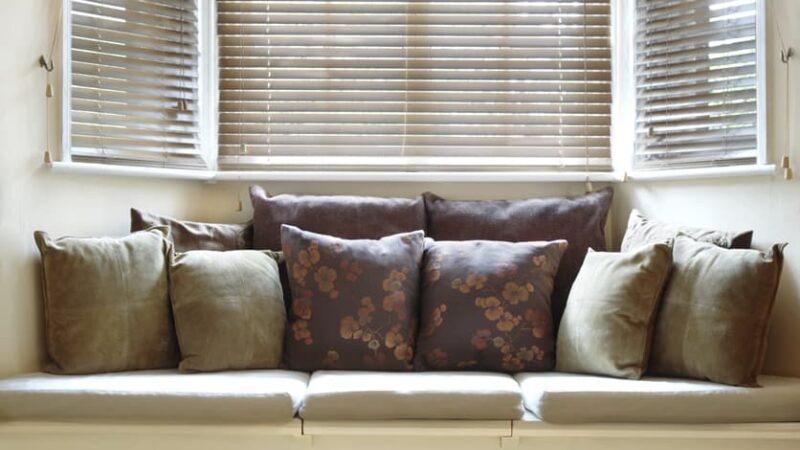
<box><xmin>416</xmin><ymin>239</ymin><xmax>568</xmax><ymax>372</ymax></box>
<box><xmin>250</xmin><ymin>185</ymin><xmax>426</xmax><ymax>251</ymax></box>
<box><xmin>556</xmin><ymin>243</ymin><xmax>673</xmax><ymax>379</ymax></box>
<box><xmin>281</xmin><ymin>225</ymin><xmax>425</xmax><ymax>371</ymax></box>
<box><xmin>169</xmin><ymin>250</ymin><xmax>286</xmax><ymax>372</ymax></box>
<box><xmin>131</xmin><ymin>208</ymin><xmax>253</xmax><ymax>252</ymax></box>
<box><xmin>422</xmin><ymin>188</ymin><xmax>613</xmax><ymax>329</ymax></box>
<box><xmin>34</xmin><ymin>227</ymin><xmax>178</xmax><ymax>374</ymax></box>
<box><xmin>621</xmin><ymin>209</ymin><xmax>752</xmax><ymax>252</ymax></box>
<box><xmin>649</xmin><ymin>236</ymin><xmax>786</xmax><ymax>386</ymax></box>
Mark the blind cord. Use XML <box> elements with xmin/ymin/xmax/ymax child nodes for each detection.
<box><xmin>583</xmin><ymin>0</ymin><xmax>592</xmax><ymax>193</ymax></box>
<box><xmin>400</xmin><ymin>1</ymin><xmax>410</xmax><ymax>158</ymax></box>
<box><xmin>771</xmin><ymin>0</ymin><xmax>794</xmax><ymax>180</ymax></box>
<box><xmin>40</xmin><ymin>1</ymin><xmax>62</xmax><ymax>164</ymax></box>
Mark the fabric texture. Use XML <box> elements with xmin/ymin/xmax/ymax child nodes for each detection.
<box><xmin>515</xmin><ymin>372</ymin><xmax>800</xmax><ymax>423</ymax></box>
<box><xmin>169</xmin><ymin>250</ymin><xmax>286</xmax><ymax>372</ymax></box>
<box><xmin>249</xmin><ymin>185</ymin><xmax>427</xmax><ymax>307</ymax></box>
<box><xmin>300</xmin><ymin>371</ymin><xmax>525</xmax><ymax>420</ymax></box>
<box><xmin>649</xmin><ymin>236</ymin><xmax>786</xmax><ymax>386</ymax></box>
<box><xmin>423</xmin><ymin>188</ymin><xmax>613</xmax><ymax>329</ymax></box>
<box><xmin>0</xmin><ymin>370</ymin><xmax>308</xmax><ymax>422</ymax></box>
<box><xmin>131</xmin><ymin>208</ymin><xmax>253</xmax><ymax>252</ymax></box>
<box><xmin>34</xmin><ymin>228</ymin><xmax>178</xmax><ymax>374</ymax></box>
<box><xmin>249</xmin><ymin>185</ymin><xmax>426</xmax><ymax>251</ymax></box>
<box><xmin>556</xmin><ymin>244</ymin><xmax>673</xmax><ymax>379</ymax></box>
<box><xmin>620</xmin><ymin>209</ymin><xmax>752</xmax><ymax>252</ymax></box>
<box><xmin>281</xmin><ymin>225</ymin><xmax>425</xmax><ymax>371</ymax></box>
<box><xmin>416</xmin><ymin>240</ymin><xmax>567</xmax><ymax>372</ymax></box>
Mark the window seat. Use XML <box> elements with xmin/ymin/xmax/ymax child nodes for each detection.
<box><xmin>516</xmin><ymin>373</ymin><xmax>800</xmax><ymax>424</ymax></box>
<box><xmin>2</xmin><ymin>370</ymin><xmax>800</xmax><ymax>450</ymax></box>
<box><xmin>0</xmin><ymin>370</ymin><xmax>308</xmax><ymax>423</ymax></box>
<box><xmin>300</xmin><ymin>371</ymin><xmax>524</xmax><ymax>420</ymax></box>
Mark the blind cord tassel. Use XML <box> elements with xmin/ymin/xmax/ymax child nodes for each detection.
<box><xmin>585</xmin><ymin>176</ymin><xmax>593</xmax><ymax>193</ymax></box>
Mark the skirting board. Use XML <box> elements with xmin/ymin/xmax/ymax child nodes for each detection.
<box><xmin>1</xmin><ymin>420</ymin><xmax>798</xmax><ymax>450</ymax></box>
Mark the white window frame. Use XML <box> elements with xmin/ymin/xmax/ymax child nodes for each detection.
<box><xmin>59</xmin><ymin>0</ymin><xmax>217</xmax><ymax>172</ymax></box>
<box><xmin>52</xmin><ymin>0</ymin><xmax>774</xmax><ymax>182</ymax></box>
<box><xmin>620</xmin><ymin>0</ymin><xmax>773</xmax><ymax>181</ymax></box>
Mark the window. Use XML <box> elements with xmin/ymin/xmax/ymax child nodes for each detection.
<box><xmin>217</xmin><ymin>0</ymin><xmax>612</xmax><ymax>172</ymax></box>
<box><xmin>632</xmin><ymin>0</ymin><xmax>764</xmax><ymax>171</ymax></box>
<box><xmin>64</xmin><ymin>0</ymin><xmax>206</xmax><ymax>169</ymax></box>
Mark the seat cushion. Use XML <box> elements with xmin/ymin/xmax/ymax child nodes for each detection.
<box><xmin>0</xmin><ymin>370</ymin><xmax>308</xmax><ymax>422</ymax></box>
<box><xmin>300</xmin><ymin>371</ymin><xmax>524</xmax><ymax>420</ymax></box>
<box><xmin>516</xmin><ymin>372</ymin><xmax>800</xmax><ymax>423</ymax></box>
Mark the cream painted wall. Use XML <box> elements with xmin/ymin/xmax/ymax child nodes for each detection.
<box><xmin>612</xmin><ymin>0</ymin><xmax>800</xmax><ymax>377</ymax></box>
<box><xmin>0</xmin><ymin>0</ymin><xmax>593</xmax><ymax>376</ymax></box>
<box><xmin>1</xmin><ymin>0</ymin><xmax>797</xmax><ymax>379</ymax></box>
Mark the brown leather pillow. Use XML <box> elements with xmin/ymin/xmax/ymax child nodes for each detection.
<box><xmin>131</xmin><ymin>208</ymin><xmax>253</xmax><ymax>252</ymax></box>
<box><xmin>621</xmin><ymin>209</ymin><xmax>752</xmax><ymax>252</ymax></box>
<box><xmin>423</xmin><ymin>188</ymin><xmax>613</xmax><ymax>329</ymax></box>
<box><xmin>416</xmin><ymin>239</ymin><xmax>567</xmax><ymax>372</ymax></box>
<box><xmin>649</xmin><ymin>236</ymin><xmax>786</xmax><ymax>386</ymax></box>
<box><xmin>34</xmin><ymin>228</ymin><xmax>178</xmax><ymax>374</ymax></box>
<box><xmin>281</xmin><ymin>225</ymin><xmax>425</xmax><ymax>371</ymax></box>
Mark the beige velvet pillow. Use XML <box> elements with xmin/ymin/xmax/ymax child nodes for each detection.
<box><xmin>169</xmin><ymin>250</ymin><xmax>286</xmax><ymax>372</ymax></box>
<box><xmin>34</xmin><ymin>227</ymin><xmax>178</xmax><ymax>374</ymax></box>
<box><xmin>556</xmin><ymin>243</ymin><xmax>673</xmax><ymax>379</ymax></box>
<box><xmin>649</xmin><ymin>236</ymin><xmax>786</xmax><ymax>386</ymax></box>
<box><xmin>621</xmin><ymin>209</ymin><xmax>753</xmax><ymax>252</ymax></box>
<box><xmin>131</xmin><ymin>208</ymin><xmax>253</xmax><ymax>252</ymax></box>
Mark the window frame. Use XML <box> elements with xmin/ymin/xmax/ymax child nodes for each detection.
<box><xmin>620</xmin><ymin>0</ymin><xmax>772</xmax><ymax>180</ymax></box>
<box><xmin>53</xmin><ymin>0</ymin><xmax>774</xmax><ymax>182</ymax></box>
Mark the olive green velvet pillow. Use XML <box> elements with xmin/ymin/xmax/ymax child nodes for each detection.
<box><xmin>34</xmin><ymin>227</ymin><xmax>178</xmax><ymax>374</ymax></box>
<box><xmin>169</xmin><ymin>250</ymin><xmax>286</xmax><ymax>372</ymax></box>
<box><xmin>649</xmin><ymin>236</ymin><xmax>786</xmax><ymax>386</ymax></box>
<box><xmin>556</xmin><ymin>243</ymin><xmax>673</xmax><ymax>379</ymax></box>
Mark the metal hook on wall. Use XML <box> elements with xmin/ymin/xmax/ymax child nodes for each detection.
<box><xmin>781</xmin><ymin>48</ymin><xmax>794</xmax><ymax>64</ymax></box>
<box><xmin>38</xmin><ymin>55</ymin><xmax>54</xmax><ymax>72</ymax></box>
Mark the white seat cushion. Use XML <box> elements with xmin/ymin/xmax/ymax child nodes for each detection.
<box><xmin>301</xmin><ymin>371</ymin><xmax>524</xmax><ymax>420</ymax></box>
<box><xmin>0</xmin><ymin>370</ymin><xmax>308</xmax><ymax>422</ymax></box>
<box><xmin>516</xmin><ymin>372</ymin><xmax>800</xmax><ymax>423</ymax></box>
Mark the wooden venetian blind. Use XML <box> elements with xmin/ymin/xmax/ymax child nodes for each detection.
<box><xmin>634</xmin><ymin>0</ymin><xmax>760</xmax><ymax>169</ymax></box>
<box><xmin>68</xmin><ymin>0</ymin><xmax>206</xmax><ymax>169</ymax></box>
<box><xmin>217</xmin><ymin>0</ymin><xmax>612</xmax><ymax>172</ymax></box>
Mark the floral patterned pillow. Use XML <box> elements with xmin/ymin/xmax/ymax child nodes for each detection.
<box><xmin>416</xmin><ymin>239</ymin><xmax>567</xmax><ymax>373</ymax></box>
<box><xmin>281</xmin><ymin>225</ymin><xmax>425</xmax><ymax>371</ymax></box>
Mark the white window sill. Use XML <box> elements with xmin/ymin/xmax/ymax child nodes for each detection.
<box><xmin>48</xmin><ymin>162</ymin><xmax>618</xmax><ymax>183</ymax></box>
<box><xmin>48</xmin><ymin>162</ymin><xmax>777</xmax><ymax>183</ymax></box>
<box><xmin>626</xmin><ymin>164</ymin><xmax>776</xmax><ymax>182</ymax></box>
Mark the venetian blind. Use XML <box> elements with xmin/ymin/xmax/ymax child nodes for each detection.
<box><xmin>217</xmin><ymin>0</ymin><xmax>612</xmax><ymax>172</ymax></box>
<box><xmin>68</xmin><ymin>0</ymin><xmax>206</xmax><ymax>169</ymax></box>
<box><xmin>634</xmin><ymin>0</ymin><xmax>759</xmax><ymax>170</ymax></box>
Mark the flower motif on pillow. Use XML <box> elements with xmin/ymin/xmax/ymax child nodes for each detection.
<box><xmin>281</xmin><ymin>225</ymin><xmax>424</xmax><ymax>371</ymax></box>
<box><xmin>416</xmin><ymin>240</ymin><xmax>567</xmax><ymax>372</ymax></box>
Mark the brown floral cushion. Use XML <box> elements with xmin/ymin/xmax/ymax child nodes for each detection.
<box><xmin>281</xmin><ymin>225</ymin><xmax>425</xmax><ymax>371</ymax></box>
<box><xmin>416</xmin><ymin>239</ymin><xmax>568</xmax><ymax>373</ymax></box>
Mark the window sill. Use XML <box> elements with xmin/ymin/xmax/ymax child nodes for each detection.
<box><xmin>626</xmin><ymin>164</ymin><xmax>776</xmax><ymax>182</ymax></box>
<box><xmin>48</xmin><ymin>162</ymin><xmax>618</xmax><ymax>183</ymax></box>
<box><xmin>49</xmin><ymin>162</ymin><xmax>778</xmax><ymax>183</ymax></box>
